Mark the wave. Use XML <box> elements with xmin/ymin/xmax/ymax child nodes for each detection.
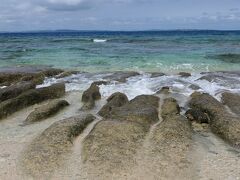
<box><xmin>93</xmin><ymin>39</ymin><xmax>107</xmax><ymax>43</ymax></box>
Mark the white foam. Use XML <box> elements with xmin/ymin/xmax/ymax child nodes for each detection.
<box><xmin>93</xmin><ymin>39</ymin><xmax>107</xmax><ymax>43</ymax></box>
<box><xmin>38</xmin><ymin>72</ymin><xmax>240</xmax><ymax>102</ymax></box>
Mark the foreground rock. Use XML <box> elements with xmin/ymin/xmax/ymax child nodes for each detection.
<box><xmin>82</xmin><ymin>95</ymin><xmax>159</xmax><ymax>178</ymax></box>
<box><xmin>189</xmin><ymin>92</ymin><xmax>240</xmax><ymax>147</ymax></box>
<box><xmin>98</xmin><ymin>92</ymin><xmax>128</xmax><ymax>118</ymax></box>
<box><xmin>0</xmin><ymin>81</ymin><xmax>36</xmax><ymax>102</ymax></box>
<box><xmin>103</xmin><ymin>71</ymin><xmax>140</xmax><ymax>83</ymax></box>
<box><xmin>81</xmin><ymin>83</ymin><xmax>101</xmax><ymax>110</ymax></box>
<box><xmin>0</xmin><ymin>83</ymin><xmax>65</xmax><ymax>120</ymax></box>
<box><xmin>221</xmin><ymin>92</ymin><xmax>240</xmax><ymax>115</ymax></box>
<box><xmin>148</xmin><ymin>97</ymin><xmax>193</xmax><ymax>179</ymax></box>
<box><xmin>24</xmin><ymin>99</ymin><xmax>70</xmax><ymax>125</ymax></box>
<box><xmin>21</xmin><ymin>114</ymin><xmax>95</xmax><ymax>178</ymax></box>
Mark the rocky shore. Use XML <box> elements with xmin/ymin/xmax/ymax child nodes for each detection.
<box><xmin>0</xmin><ymin>66</ymin><xmax>240</xmax><ymax>179</ymax></box>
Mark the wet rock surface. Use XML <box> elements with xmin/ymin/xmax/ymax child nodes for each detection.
<box><xmin>179</xmin><ymin>72</ymin><xmax>191</xmax><ymax>77</ymax></box>
<box><xmin>103</xmin><ymin>71</ymin><xmax>140</xmax><ymax>83</ymax></box>
<box><xmin>189</xmin><ymin>92</ymin><xmax>240</xmax><ymax>147</ymax></box>
<box><xmin>0</xmin><ymin>66</ymin><xmax>63</xmax><ymax>85</ymax></box>
<box><xmin>222</xmin><ymin>92</ymin><xmax>240</xmax><ymax>115</ymax></box>
<box><xmin>24</xmin><ymin>99</ymin><xmax>70</xmax><ymax>125</ymax></box>
<box><xmin>0</xmin><ymin>83</ymin><xmax>65</xmax><ymax>120</ymax></box>
<box><xmin>20</xmin><ymin>114</ymin><xmax>95</xmax><ymax>178</ymax></box>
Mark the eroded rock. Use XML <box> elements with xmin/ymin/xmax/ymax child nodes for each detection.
<box><xmin>81</xmin><ymin>84</ymin><xmax>101</xmax><ymax>110</ymax></box>
<box><xmin>82</xmin><ymin>95</ymin><xmax>159</xmax><ymax>178</ymax></box>
<box><xmin>98</xmin><ymin>92</ymin><xmax>128</xmax><ymax>118</ymax></box>
<box><xmin>185</xmin><ymin>108</ymin><xmax>209</xmax><ymax>124</ymax></box>
<box><xmin>24</xmin><ymin>99</ymin><xmax>69</xmax><ymax>125</ymax></box>
<box><xmin>161</xmin><ymin>97</ymin><xmax>180</xmax><ymax>119</ymax></box>
<box><xmin>0</xmin><ymin>81</ymin><xmax>36</xmax><ymax>102</ymax></box>
<box><xmin>0</xmin><ymin>83</ymin><xmax>65</xmax><ymax>119</ymax></box>
<box><xmin>222</xmin><ymin>92</ymin><xmax>240</xmax><ymax>115</ymax></box>
<box><xmin>189</xmin><ymin>92</ymin><xmax>240</xmax><ymax>147</ymax></box>
<box><xmin>21</xmin><ymin>114</ymin><xmax>95</xmax><ymax>177</ymax></box>
<box><xmin>179</xmin><ymin>72</ymin><xmax>191</xmax><ymax>77</ymax></box>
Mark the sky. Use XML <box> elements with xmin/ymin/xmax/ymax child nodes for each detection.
<box><xmin>0</xmin><ymin>0</ymin><xmax>240</xmax><ymax>31</ymax></box>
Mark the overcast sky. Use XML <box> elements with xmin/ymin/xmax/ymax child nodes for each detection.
<box><xmin>1</xmin><ymin>0</ymin><xmax>240</xmax><ymax>31</ymax></box>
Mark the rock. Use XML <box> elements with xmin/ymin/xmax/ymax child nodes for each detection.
<box><xmin>150</xmin><ymin>115</ymin><xmax>192</xmax><ymax>179</ymax></box>
<box><xmin>82</xmin><ymin>84</ymin><xmax>101</xmax><ymax>103</ymax></box>
<box><xmin>0</xmin><ymin>66</ymin><xmax>62</xmax><ymax>85</ymax></box>
<box><xmin>56</xmin><ymin>71</ymin><xmax>80</xmax><ymax>79</ymax></box>
<box><xmin>109</xmin><ymin>95</ymin><xmax>159</xmax><ymax>128</ymax></box>
<box><xmin>189</xmin><ymin>92</ymin><xmax>240</xmax><ymax>147</ymax></box>
<box><xmin>81</xmin><ymin>84</ymin><xmax>101</xmax><ymax>110</ymax></box>
<box><xmin>222</xmin><ymin>92</ymin><xmax>240</xmax><ymax>115</ymax></box>
<box><xmin>0</xmin><ymin>81</ymin><xmax>36</xmax><ymax>102</ymax></box>
<box><xmin>21</xmin><ymin>114</ymin><xmax>95</xmax><ymax>177</ymax></box>
<box><xmin>0</xmin><ymin>83</ymin><xmax>65</xmax><ymax>120</ymax></box>
<box><xmin>185</xmin><ymin>108</ymin><xmax>209</xmax><ymax>123</ymax></box>
<box><xmin>103</xmin><ymin>71</ymin><xmax>140</xmax><ymax>83</ymax></box>
<box><xmin>179</xmin><ymin>72</ymin><xmax>191</xmax><ymax>77</ymax></box>
<box><xmin>82</xmin><ymin>120</ymin><xmax>147</xmax><ymax>178</ymax></box>
<box><xmin>91</xmin><ymin>81</ymin><xmax>109</xmax><ymax>86</ymax></box>
<box><xmin>161</xmin><ymin>98</ymin><xmax>180</xmax><ymax>119</ymax></box>
<box><xmin>24</xmin><ymin>100</ymin><xmax>70</xmax><ymax>125</ymax></box>
<box><xmin>150</xmin><ymin>72</ymin><xmax>165</xmax><ymax>78</ymax></box>
<box><xmin>82</xmin><ymin>95</ymin><xmax>159</xmax><ymax>178</ymax></box>
<box><xmin>189</xmin><ymin>84</ymin><xmax>201</xmax><ymax>90</ymax></box>
<box><xmin>156</xmin><ymin>86</ymin><xmax>170</xmax><ymax>94</ymax></box>
<box><xmin>98</xmin><ymin>92</ymin><xmax>128</xmax><ymax>117</ymax></box>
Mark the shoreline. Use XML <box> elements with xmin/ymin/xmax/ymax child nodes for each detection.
<box><xmin>0</xmin><ymin>65</ymin><xmax>239</xmax><ymax>179</ymax></box>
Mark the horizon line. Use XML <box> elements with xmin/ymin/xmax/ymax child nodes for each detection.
<box><xmin>1</xmin><ymin>29</ymin><xmax>240</xmax><ymax>33</ymax></box>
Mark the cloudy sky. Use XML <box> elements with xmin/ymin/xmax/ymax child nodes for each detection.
<box><xmin>1</xmin><ymin>0</ymin><xmax>240</xmax><ymax>31</ymax></box>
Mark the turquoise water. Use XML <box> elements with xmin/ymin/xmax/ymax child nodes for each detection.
<box><xmin>1</xmin><ymin>31</ymin><xmax>240</xmax><ymax>73</ymax></box>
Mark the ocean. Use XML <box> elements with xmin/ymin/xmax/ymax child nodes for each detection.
<box><xmin>1</xmin><ymin>30</ymin><xmax>240</xmax><ymax>73</ymax></box>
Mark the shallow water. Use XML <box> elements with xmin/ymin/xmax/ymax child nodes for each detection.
<box><xmin>1</xmin><ymin>30</ymin><xmax>240</xmax><ymax>73</ymax></box>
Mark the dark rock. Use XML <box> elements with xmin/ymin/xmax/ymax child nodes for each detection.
<box><xmin>0</xmin><ymin>83</ymin><xmax>65</xmax><ymax>120</ymax></box>
<box><xmin>24</xmin><ymin>99</ymin><xmax>70</xmax><ymax>125</ymax></box>
<box><xmin>103</xmin><ymin>71</ymin><xmax>140</xmax><ymax>83</ymax></box>
<box><xmin>189</xmin><ymin>92</ymin><xmax>240</xmax><ymax>147</ymax></box>
<box><xmin>98</xmin><ymin>92</ymin><xmax>128</xmax><ymax>117</ymax></box>
<box><xmin>189</xmin><ymin>84</ymin><xmax>201</xmax><ymax>90</ymax></box>
<box><xmin>156</xmin><ymin>86</ymin><xmax>170</xmax><ymax>94</ymax></box>
<box><xmin>91</xmin><ymin>81</ymin><xmax>109</xmax><ymax>86</ymax></box>
<box><xmin>222</xmin><ymin>92</ymin><xmax>240</xmax><ymax>115</ymax></box>
<box><xmin>21</xmin><ymin>114</ymin><xmax>95</xmax><ymax>177</ymax></box>
<box><xmin>0</xmin><ymin>81</ymin><xmax>36</xmax><ymax>102</ymax></box>
<box><xmin>185</xmin><ymin>108</ymin><xmax>209</xmax><ymax>123</ymax></box>
<box><xmin>150</xmin><ymin>72</ymin><xmax>165</xmax><ymax>78</ymax></box>
<box><xmin>179</xmin><ymin>72</ymin><xmax>191</xmax><ymax>77</ymax></box>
